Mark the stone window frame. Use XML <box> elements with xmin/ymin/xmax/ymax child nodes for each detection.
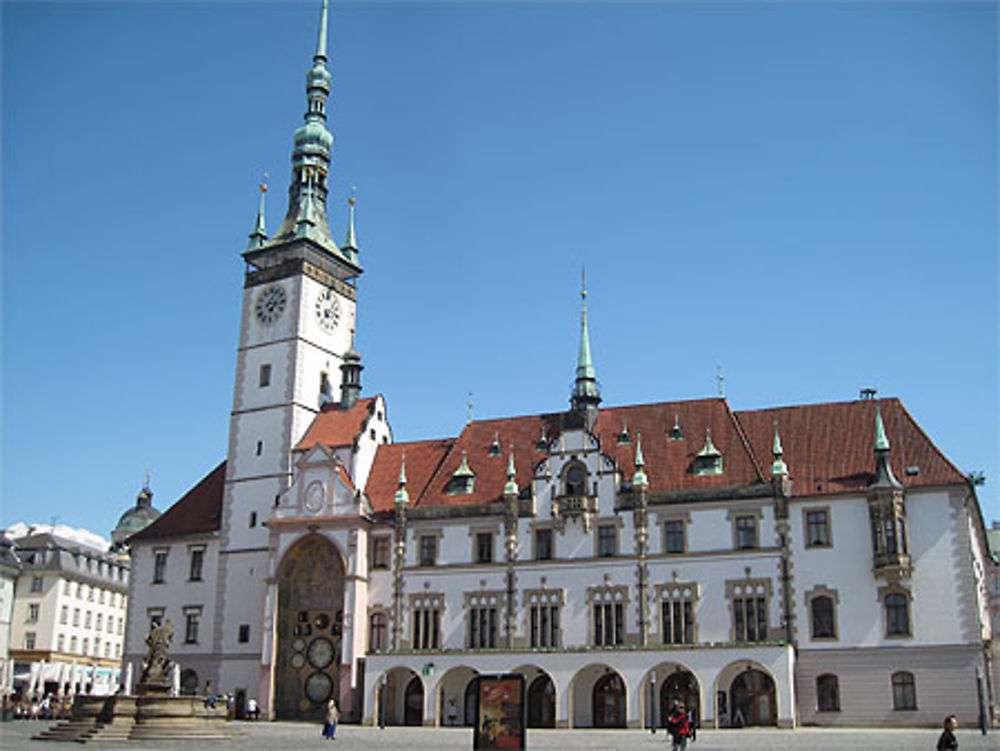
<box><xmin>367</xmin><ymin>606</ymin><xmax>390</xmax><ymax>653</ymax></box>
<box><xmin>187</xmin><ymin>545</ymin><xmax>206</xmax><ymax>582</ymax></box>
<box><xmin>408</xmin><ymin>591</ymin><xmax>445</xmax><ymax>650</ymax></box>
<box><xmin>183</xmin><ymin>605</ymin><xmax>203</xmax><ymax>645</ymax></box>
<box><xmin>152</xmin><ymin>547</ymin><xmax>169</xmax><ymax>584</ymax></box>
<box><xmin>804</xmin><ymin>585</ymin><xmax>840</xmax><ymax>641</ymax></box>
<box><xmin>463</xmin><ymin>590</ymin><xmax>505</xmax><ymax>649</ymax></box>
<box><xmin>586</xmin><ymin>584</ymin><xmax>629</xmax><ymax>646</ymax></box>
<box><xmin>891</xmin><ymin>670</ymin><xmax>917</xmax><ymax>711</ymax></box>
<box><xmin>878</xmin><ymin>584</ymin><xmax>913</xmax><ymax>639</ymax></box>
<box><xmin>593</xmin><ymin>517</ymin><xmax>624</xmax><ymax>558</ymax></box>
<box><xmin>727</xmin><ymin>507</ymin><xmax>764</xmax><ymax>550</ymax></box>
<box><xmin>656</xmin><ymin>511</ymin><xmax>692</xmax><ymax>555</ymax></box>
<box><xmin>523</xmin><ymin>588</ymin><xmax>565</xmax><ymax>649</ymax></box>
<box><xmin>724</xmin><ymin>576</ymin><xmax>773</xmax><ymax>642</ymax></box>
<box><xmin>467</xmin><ymin>524</ymin><xmax>500</xmax><ymax>565</ymax></box>
<box><xmin>413</xmin><ymin>528</ymin><xmax>444</xmax><ymax>568</ymax></box>
<box><xmin>259</xmin><ymin>363</ymin><xmax>272</xmax><ymax>388</ymax></box>
<box><xmin>816</xmin><ymin>673</ymin><xmax>841</xmax><ymax>712</ymax></box>
<box><xmin>655</xmin><ymin>580</ymin><xmax>699</xmax><ymax>644</ymax></box>
<box><xmin>803</xmin><ymin>506</ymin><xmax>833</xmax><ymax>549</ymax></box>
<box><xmin>530</xmin><ymin>523</ymin><xmax>555</xmax><ymax>561</ymax></box>
<box><xmin>369</xmin><ymin>534</ymin><xmax>391</xmax><ymax>570</ymax></box>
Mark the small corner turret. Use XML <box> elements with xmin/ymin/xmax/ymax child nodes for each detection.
<box><xmin>569</xmin><ymin>270</ymin><xmax>601</xmax><ymax>430</ymax></box>
<box><xmin>866</xmin><ymin>404</ymin><xmax>911</xmax><ymax>581</ymax></box>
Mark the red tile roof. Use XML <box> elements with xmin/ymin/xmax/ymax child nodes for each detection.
<box><xmin>128</xmin><ymin>461</ymin><xmax>225</xmax><ymax>543</ymax></box>
<box><xmin>296</xmin><ymin>398</ymin><xmax>377</xmax><ymax>451</ymax></box>
<box><xmin>365</xmin><ymin>397</ymin><xmax>967</xmax><ymax>511</ymax></box>
<box><xmin>735</xmin><ymin>398</ymin><xmax>966</xmax><ymax>496</ymax></box>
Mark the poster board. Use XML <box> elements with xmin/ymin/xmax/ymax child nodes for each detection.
<box><xmin>473</xmin><ymin>673</ymin><xmax>526</xmax><ymax>751</ymax></box>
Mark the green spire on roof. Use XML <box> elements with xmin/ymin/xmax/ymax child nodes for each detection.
<box><xmin>394</xmin><ymin>452</ymin><xmax>409</xmax><ymax>506</ymax></box>
<box><xmin>874</xmin><ymin>406</ymin><xmax>890</xmax><ymax>451</ymax></box>
<box><xmin>504</xmin><ymin>448</ymin><xmax>518</xmax><ymax>496</ymax></box>
<box><xmin>571</xmin><ymin>269</ymin><xmax>601</xmax><ymax>415</ymax></box>
<box><xmin>771</xmin><ymin>420</ymin><xmax>788</xmax><ymax>477</ymax></box>
<box><xmin>697</xmin><ymin>428</ymin><xmax>720</xmax><ymax>457</ymax></box>
<box><xmin>632</xmin><ymin>431</ymin><xmax>649</xmax><ymax>489</ymax></box>
<box><xmin>342</xmin><ymin>193</ymin><xmax>358</xmax><ymax>252</ymax></box>
<box><xmin>248</xmin><ymin>180</ymin><xmax>268</xmax><ymax>249</ymax></box>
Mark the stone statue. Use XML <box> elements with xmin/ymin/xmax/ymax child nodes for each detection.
<box><xmin>137</xmin><ymin>620</ymin><xmax>173</xmax><ymax>694</ymax></box>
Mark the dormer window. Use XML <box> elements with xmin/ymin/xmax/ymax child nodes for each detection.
<box><xmin>488</xmin><ymin>432</ymin><xmax>501</xmax><ymax>457</ymax></box>
<box><xmin>669</xmin><ymin>414</ymin><xmax>684</xmax><ymax>441</ymax></box>
<box><xmin>692</xmin><ymin>429</ymin><xmax>723</xmax><ymax>476</ymax></box>
<box><xmin>617</xmin><ymin>422</ymin><xmax>632</xmax><ymax>445</ymax></box>
<box><xmin>564</xmin><ymin>464</ymin><xmax>588</xmax><ymax>496</ymax></box>
<box><xmin>447</xmin><ymin>452</ymin><xmax>476</xmax><ymax>495</ymax></box>
<box><xmin>536</xmin><ymin>427</ymin><xmax>548</xmax><ymax>451</ymax></box>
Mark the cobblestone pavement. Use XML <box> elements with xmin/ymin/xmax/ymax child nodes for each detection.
<box><xmin>1</xmin><ymin>722</ymin><xmax>997</xmax><ymax>751</ymax></box>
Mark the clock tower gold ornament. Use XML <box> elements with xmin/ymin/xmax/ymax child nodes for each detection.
<box><xmin>315</xmin><ymin>288</ymin><xmax>341</xmax><ymax>332</ymax></box>
<box><xmin>254</xmin><ymin>284</ymin><xmax>287</xmax><ymax>326</ymax></box>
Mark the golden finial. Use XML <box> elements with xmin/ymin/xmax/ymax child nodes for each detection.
<box><xmin>259</xmin><ymin>170</ymin><xmax>269</xmax><ymax>193</ymax></box>
<box><xmin>348</xmin><ymin>184</ymin><xmax>357</xmax><ymax>206</ymax></box>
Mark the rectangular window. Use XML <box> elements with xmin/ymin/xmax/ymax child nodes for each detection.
<box><xmin>25</xmin><ymin>632</ymin><xmax>36</xmax><ymax>650</ymax></box>
<box><xmin>735</xmin><ymin>516</ymin><xmax>758</xmax><ymax>550</ymax></box>
<box><xmin>259</xmin><ymin>363</ymin><xmax>272</xmax><ymax>387</ymax></box>
<box><xmin>184</xmin><ymin>609</ymin><xmax>201</xmax><ymax>644</ymax></box>
<box><xmin>82</xmin><ymin>638</ymin><xmax>89</xmax><ymax>655</ymax></box>
<box><xmin>661</xmin><ymin>598</ymin><xmax>695</xmax><ymax>644</ymax></box>
<box><xmin>475</xmin><ymin>532</ymin><xmax>494</xmax><ymax>564</ymax></box>
<box><xmin>96</xmin><ymin>613</ymin><xmax>103</xmax><ymax>631</ymax></box>
<box><xmin>30</xmin><ymin>576</ymin><xmax>43</xmax><ymax>593</ymax></box>
<box><xmin>412</xmin><ymin>606</ymin><xmax>441</xmax><ymax>650</ymax></box>
<box><xmin>188</xmin><ymin>548</ymin><xmax>205</xmax><ymax>581</ymax></box>
<box><xmin>418</xmin><ymin>535</ymin><xmax>437</xmax><ymax>567</ymax></box>
<box><xmin>664</xmin><ymin>520</ymin><xmax>686</xmax><ymax>554</ymax></box>
<box><xmin>892</xmin><ymin>672</ymin><xmax>917</xmax><ymax>710</ymax></box>
<box><xmin>70</xmin><ymin>636</ymin><xmax>77</xmax><ymax>653</ymax></box>
<box><xmin>85</xmin><ymin>610</ymin><xmax>92</xmax><ymax>628</ymax></box>
<box><xmin>534</xmin><ymin>529</ymin><xmax>553</xmax><ymax>561</ymax></box>
<box><xmin>60</xmin><ymin>605</ymin><xmax>68</xmax><ymax>624</ymax></box>
<box><xmin>805</xmin><ymin>510</ymin><xmax>831</xmax><ymax>547</ymax></box>
<box><xmin>592</xmin><ymin>602</ymin><xmax>624</xmax><ymax>646</ymax></box>
<box><xmin>732</xmin><ymin>596</ymin><xmax>768</xmax><ymax>642</ymax></box>
<box><xmin>468</xmin><ymin>606</ymin><xmax>498</xmax><ymax>649</ymax></box>
<box><xmin>64</xmin><ymin>581</ymin><xmax>71</xmax><ymax>595</ymax></box>
<box><xmin>57</xmin><ymin>634</ymin><xmax>65</xmax><ymax>652</ymax></box>
<box><xmin>238</xmin><ymin>624</ymin><xmax>250</xmax><ymax>643</ymax></box>
<box><xmin>371</xmin><ymin>537</ymin><xmax>390</xmax><ymax>569</ymax></box>
<box><xmin>885</xmin><ymin>593</ymin><xmax>911</xmax><ymax>636</ymax></box>
<box><xmin>597</xmin><ymin>525</ymin><xmax>617</xmax><ymax>557</ymax></box>
<box><xmin>148</xmin><ymin>609</ymin><xmax>164</xmax><ymax>631</ymax></box>
<box><xmin>27</xmin><ymin>603</ymin><xmax>39</xmax><ymax>622</ymax></box>
<box><xmin>152</xmin><ymin>549</ymin><xmax>168</xmax><ymax>584</ymax></box>
<box><xmin>369</xmin><ymin>613</ymin><xmax>388</xmax><ymax>652</ymax></box>
<box><xmin>529</xmin><ymin>603</ymin><xmax>560</xmax><ymax>648</ymax></box>
<box><xmin>73</xmin><ymin>608</ymin><xmax>80</xmax><ymax>626</ymax></box>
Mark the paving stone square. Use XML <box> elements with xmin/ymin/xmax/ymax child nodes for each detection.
<box><xmin>1</xmin><ymin>721</ymin><xmax>997</xmax><ymax>751</ymax></box>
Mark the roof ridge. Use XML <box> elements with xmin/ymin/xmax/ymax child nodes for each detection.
<box><xmin>726</xmin><ymin>400</ymin><xmax>768</xmax><ymax>483</ymax></box>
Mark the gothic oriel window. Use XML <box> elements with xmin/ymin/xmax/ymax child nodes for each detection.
<box><xmin>467</xmin><ymin>602</ymin><xmax>499</xmax><ymax>649</ymax></box>
<box><xmin>410</xmin><ymin>594</ymin><xmax>443</xmax><ymax>650</ymax></box>
<box><xmin>588</xmin><ymin>586</ymin><xmax>627</xmax><ymax>646</ymax></box>
<box><xmin>728</xmin><ymin>579</ymin><xmax>770</xmax><ymax>642</ymax></box>
<box><xmin>527</xmin><ymin>590</ymin><xmax>561</xmax><ymax>648</ymax></box>
<box><xmin>659</xmin><ymin>585</ymin><xmax>696</xmax><ymax>644</ymax></box>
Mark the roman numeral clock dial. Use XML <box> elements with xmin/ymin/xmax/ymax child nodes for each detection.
<box><xmin>315</xmin><ymin>288</ymin><xmax>341</xmax><ymax>333</ymax></box>
<box><xmin>254</xmin><ymin>284</ymin><xmax>287</xmax><ymax>326</ymax></box>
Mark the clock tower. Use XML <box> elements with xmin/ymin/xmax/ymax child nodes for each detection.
<box><xmin>214</xmin><ymin>0</ymin><xmax>361</xmax><ymax>686</ymax></box>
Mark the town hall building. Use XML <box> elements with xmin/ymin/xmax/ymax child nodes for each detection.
<box><xmin>123</xmin><ymin>0</ymin><xmax>995</xmax><ymax>730</ymax></box>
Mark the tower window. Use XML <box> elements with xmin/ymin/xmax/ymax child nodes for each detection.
<box><xmin>259</xmin><ymin>363</ymin><xmax>271</xmax><ymax>388</ymax></box>
<box><xmin>256</xmin><ymin>441</ymin><xmax>263</xmax><ymax>456</ymax></box>
<box><xmin>249</xmin><ymin>511</ymin><xmax>257</xmax><ymax>528</ymax></box>
<box><xmin>238</xmin><ymin>624</ymin><xmax>250</xmax><ymax>643</ymax></box>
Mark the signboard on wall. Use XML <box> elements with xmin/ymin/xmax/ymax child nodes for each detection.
<box><xmin>473</xmin><ymin>673</ymin><xmax>526</xmax><ymax>751</ymax></box>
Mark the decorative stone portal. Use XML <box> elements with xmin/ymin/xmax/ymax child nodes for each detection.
<box><xmin>275</xmin><ymin>534</ymin><xmax>345</xmax><ymax>720</ymax></box>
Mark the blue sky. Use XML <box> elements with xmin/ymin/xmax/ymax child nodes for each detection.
<box><xmin>3</xmin><ymin>1</ymin><xmax>997</xmax><ymax>537</ymax></box>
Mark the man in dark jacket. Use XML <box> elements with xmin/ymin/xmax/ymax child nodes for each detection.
<box><xmin>665</xmin><ymin>701</ymin><xmax>692</xmax><ymax>751</ymax></box>
<box><xmin>936</xmin><ymin>714</ymin><xmax>958</xmax><ymax>751</ymax></box>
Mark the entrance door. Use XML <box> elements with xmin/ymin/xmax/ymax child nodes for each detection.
<box><xmin>527</xmin><ymin>674</ymin><xmax>555</xmax><ymax>728</ymax></box>
<box><xmin>660</xmin><ymin>670</ymin><xmax>700</xmax><ymax>726</ymax></box>
<box><xmin>592</xmin><ymin>673</ymin><xmax>626</xmax><ymax>728</ymax></box>
<box><xmin>729</xmin><ymin>669</ymin><xmax>776</xmax><ymax>727</ymax></box>
<box><xmin>404</xmin><ymin>676</ymin><xmax>424</xmax><ymax>726</ymax></box>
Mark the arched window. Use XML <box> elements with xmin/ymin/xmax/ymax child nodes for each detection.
<box><xmin>885</xmin><ymin>592</ymin><xmax>910</xmax><ymax>636</ymax></box>
<box><xmin>810</xmin><ymin>596</ymin><xmax>836</xmax><ymax>639</ymax></box>
<box><xmin>816</xmin><ymin>674</ymin><xmax>839</xmax><ymax>712</ymax></box>
<box><xmin>369</xmin><ymin>612</ymin><xmax>388</xmax><ymax>652</ymax></box>
<box><xmin>891</xmin><ymin>671</ymin><xmax>916</xmax><ymax>710</ymax></box>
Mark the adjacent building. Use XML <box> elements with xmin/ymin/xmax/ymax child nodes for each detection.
<box><xmin>124</xmin><ymin>0</ymin><xmax>994</xmax><ymax>730</ymax></box>
<box><xmin>0</xmin><ymin>537</ymin><xmax>21</xmax><ymax>695</ymax></box>
<box><xmin>5</xmin><ymin>524</ymin><xmax>129</xmax><ymax>698</ymax></box>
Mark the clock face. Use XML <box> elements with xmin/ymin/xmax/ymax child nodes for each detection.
<box><xmin>304</xmin><ymin>671</ymin><xmax>333</xmax><ymax>704</ymax></box>
<box><xmin>254</xmin><ymin>284</ymin><xmax>287</xmax><ymax>326</ymax></box>
<box><xmin>307</xmin><ymin>636</ymin><xmax>335</xmax><ymax>669</ymax></box>
<box><xmin>304</xmin><ymin>481</ymin><xmax>326</xmax><ymax>513</ymax></box>
<box><xmin>314</xmin><ymin>288</ymin><xmax>341</xmax><ymax>333</ymax></box>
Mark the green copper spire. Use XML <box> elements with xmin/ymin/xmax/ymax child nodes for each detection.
<box><xmin>771</xmin><ymin>420</ymin><xmax>788</xmax><ymax>477</ymax></box>
<box><xmin>394</xmin><ymin>453</ymin><xmax>409</xmax><ymax>506</ymax></box>
<box><xmin>247</xmin><ymin>180</ymin><xmax>268</xmax><ymax>249</ymax></box>
<box><xmin>341</xmin><ymin>191</ymin><xmax>359</xmax><ymax>263</ymax></box>
<box><xmin>268</xmin><ymin>0</ymin><xmax>349</xmax><ymax>262</ymax></box>
<box><xmin>504</xmin><ymin>448</ymin><xmax>518</xmax><ymax>496</ymax></box>
<box><xmin>632</xmin><ymin>431</ymin><xmax>649</xmax><ymax>489</ymax></box>
<box><xmin>570</xmin><ymin>269</ymin><xmax>601</xmax><ymax>421</ymax></box>
<box><xmin>874</xmin><ymin>406</ymin><xmax>890</xmax><ymax>451</ymax></box>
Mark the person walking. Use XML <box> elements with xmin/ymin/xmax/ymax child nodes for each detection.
<box><xmin>936</xmin><ymin>715</ymin><xmax>958</xmax><ymax>751</ymax></box>
<box><xmin>323</xmin><ymin>699</ymin><xmax>339</xmax><ymax>740</ymax></box>
<box><xmin>665</xmin><ymin>701</ymin><xmax>692</xmax><ymax>751</ymax></box>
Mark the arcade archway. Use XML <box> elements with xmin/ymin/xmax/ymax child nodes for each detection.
<box><xmin>274</xmin><ymin>534</ymin><xmax>345</xmax><ymax>720</ymax></box>
<box><xmin>730</xmin><ymin>668</ymin><xmax>776</xmax><ymax>727</ymax></box>
<box><xmin>660</xmin><ymin>669</ymin><xmax>700</xmax><ymax>726</ymax></box>
<box><xmin>592</xmin><ymin>671</ymin><xmax>626</xmax><ymax>728</ymax></box>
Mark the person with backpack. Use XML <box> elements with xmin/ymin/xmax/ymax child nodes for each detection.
<box><xmin>665</xmin><ymin>701</ymin><xmax>693</xmax><ymax>751</ymax></box>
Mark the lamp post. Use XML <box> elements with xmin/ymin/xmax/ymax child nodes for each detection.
<box><xmin>378</xmin><ymin>675</ymin><xmax>387</xmax><ymax>729</ymax></box>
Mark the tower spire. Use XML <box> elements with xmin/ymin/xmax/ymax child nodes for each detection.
<box><xmin>870</xmin><ymin>405</ymin><xmax>901</xmax><ymax>489</ymax></box>
<box><xmin>771</xmin><ymin>420</ymin><xmax>788</xmax><ymax>477</ymax></box>
<box><xmin>570</xmin><ymin>268</ymin><xmax>601</xmax><ymax>426</ymax></box>
<box><xmin>248</xmin><ymin>178</ymin><xmax>268</xmax><ymax>249</ymax></box>
<box><xmin>341</xmin><ymin>188</ymin><xmax>359</xmax><ymax>263</ymax></box>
